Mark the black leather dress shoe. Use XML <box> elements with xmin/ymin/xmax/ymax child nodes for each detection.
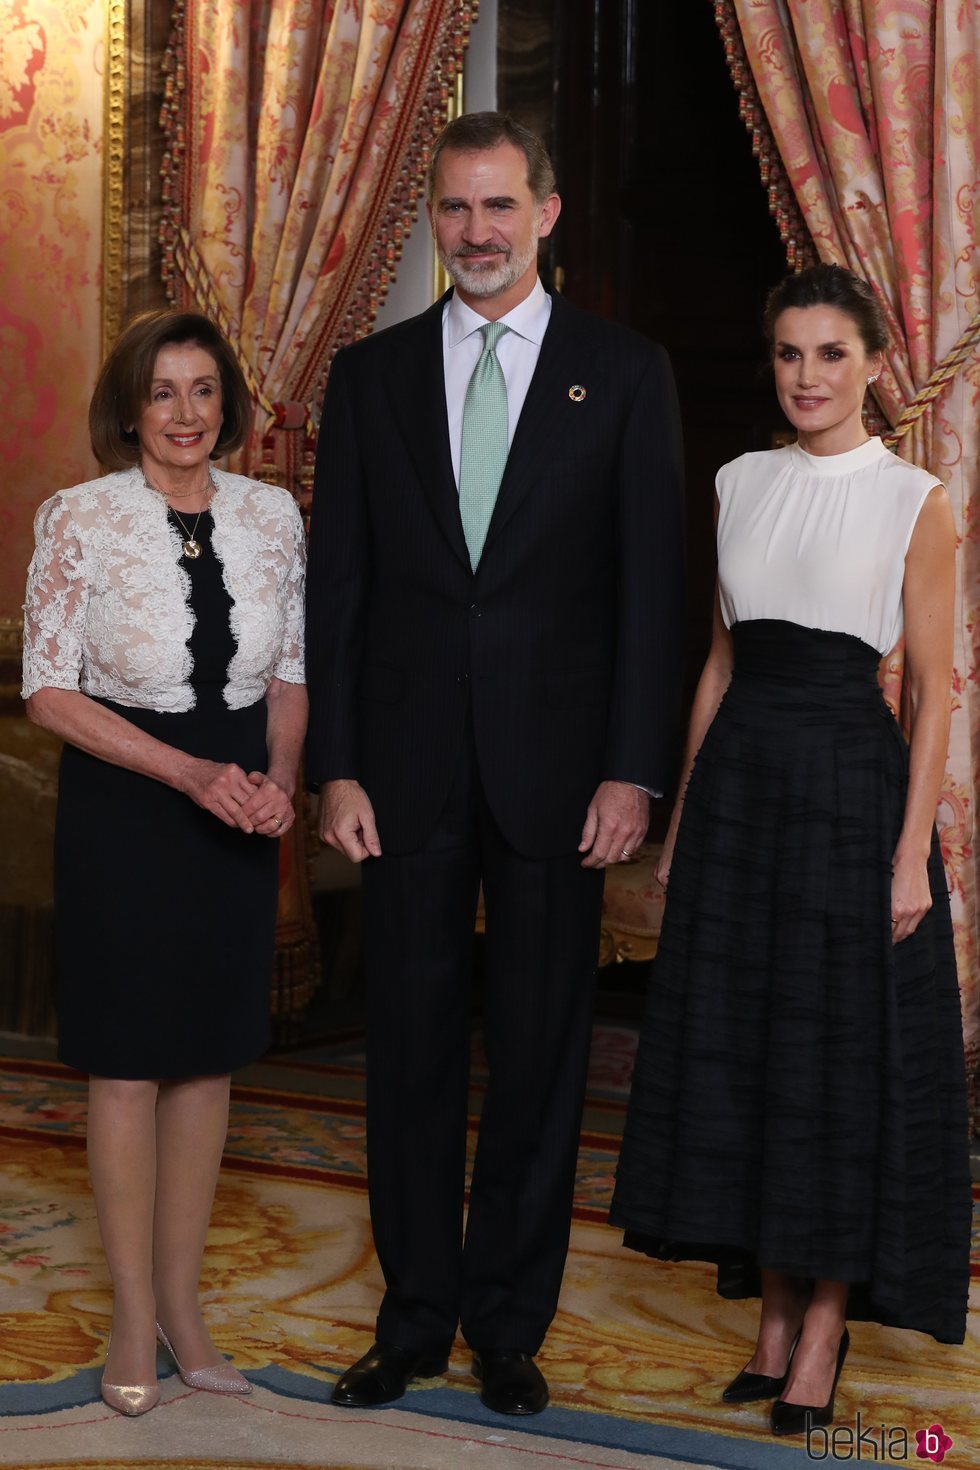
<box><xmin>472</xmin><ymin>1350</ymin><xmax>549</xmax><ymax>1415</ymax></box>
<box><xmin>770</xmin><ymin>1328</ymin><xmax>850</xmax><ymax>1437</ymax></box>
<box><xmin>331</xmin><ymin>1341</ymin><xmax>449</xmax><ymax>1407</ymax></box>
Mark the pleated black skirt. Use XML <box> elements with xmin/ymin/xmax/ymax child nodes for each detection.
<box><xmin>610</xmin><ymin>620</ymin><xmax>972</xmax><ymax>1344</ymax></box>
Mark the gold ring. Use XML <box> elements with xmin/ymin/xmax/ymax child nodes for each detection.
<box><xmin>621</xmin><ymin>849</ymin><xmax>632</xmax><ymax>858</ymax></box>
<box><xmin>274</xmin><ymin>817</ymin><xmax>283</xmax><ymax>828</ymax></box>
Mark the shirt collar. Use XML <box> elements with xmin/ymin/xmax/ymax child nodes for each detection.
<box><xmin>445</xmin><ymin>277</ymin><xmax>551</xmax><ymax>348</ymax></box>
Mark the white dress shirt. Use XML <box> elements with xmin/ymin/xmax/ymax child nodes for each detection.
<box><xmin>442</xmin><ymin>277</ymin><xmax>552</xmax><ymax>487</ymax></box>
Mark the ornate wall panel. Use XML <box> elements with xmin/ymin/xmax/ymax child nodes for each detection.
<box><xmin>0</xmin><ymin>0</ymin><xmax>105</xmax><ymax>615</ymax></box>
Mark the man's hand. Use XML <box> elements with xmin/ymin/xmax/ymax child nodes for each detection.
<box><xmin>319</xmin><ymin>779</ymin><xmax>382</xmax><ymax>862</ymax></box>
<box><xmin>579</xmin><ymin>781</ymin><xmax>649</xmax><ymax>868</ymax></box>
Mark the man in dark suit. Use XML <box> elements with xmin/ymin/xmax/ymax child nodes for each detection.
<box><xmin>305</xmin><ymin>112</ymin><xmax>684</xmax><ymax>1416</ymax></box>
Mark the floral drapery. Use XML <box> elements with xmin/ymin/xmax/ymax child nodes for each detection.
<box><xmin>161</xmin><ymin>0</ymin><xmax>473</xmax><ymax>491</ymax></box>
<box><xmin>717</xmin><ymin>0</ymin><xmax>980</xmax><ymax>1126</ymax></box>
<box><xmin>160</xmin><ymin>0</ymin><xmax>473</xmax><ymax>1024</ymax></box>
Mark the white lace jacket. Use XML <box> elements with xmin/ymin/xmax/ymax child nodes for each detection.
<box><xmin>22</xmin><ymin>467</ymin><xmax>306</xmax><ymax>712</ymax></box>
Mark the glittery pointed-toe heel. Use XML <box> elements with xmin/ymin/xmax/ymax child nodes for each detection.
<box><xmin>100</xmin><ymin>1334</ymin><xmax>159</xmax><ymax>1416</ymax></box>
<box><xmin>100</xmin><ymin>1378</ymin><xmax>161</xmax><ymax>1416</ymax></box>
<box><xmin>156</xmin><ymin>1320</ymin><xmax>252</xmax><ymax>1395</ymax></box>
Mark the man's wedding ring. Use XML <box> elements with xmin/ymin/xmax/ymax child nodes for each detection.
<box><xmin>274</xmin><ymin>816</ymin><xmax>283</xmax><ymax>828</ymax></box>
<box><xmin>621</xmin><ymin>848</ymin><xmax>632</xmax><ymax>859</ymax></box>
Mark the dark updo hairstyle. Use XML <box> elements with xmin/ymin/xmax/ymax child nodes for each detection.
<box><xmin>89</xmin><ymin>309</ymin><xmax>253</xmax><ymax>470</ymax></box>
<box><xmin>762</xmin><ymin>263</ymin><xmax>889</xmax><ymax>358</ymax></box>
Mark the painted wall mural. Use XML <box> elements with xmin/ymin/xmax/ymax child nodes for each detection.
<box><xmin>0</xmin><ymin>0</ymin><xmax>104</xmax><ymax>615</ymax></box>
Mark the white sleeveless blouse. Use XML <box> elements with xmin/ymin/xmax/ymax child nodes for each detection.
<box><xmin>716</xmin><ymin>437</ymin><xmax>940</xmax><ymax>655</ymax></box>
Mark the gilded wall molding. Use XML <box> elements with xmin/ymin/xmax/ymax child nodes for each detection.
<box><xmin>101</xmin><ymin>0</ymin><xmax>170</xmax><ymax>358</ymax></box>
<box><xmin>432</xmin><ymin>69</ymin><xmax>466</xmax><ymax>301</ymax></box>
<box><xmin>102</xmin><ymin>0</ymin><xmax>128</xmax><ymax>358</ymax></box>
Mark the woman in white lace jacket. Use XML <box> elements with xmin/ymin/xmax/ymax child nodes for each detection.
<box><xmin>22</xmin><ymin>310</ymin><xmax>308</xmax><ymax>1415</ymax></box>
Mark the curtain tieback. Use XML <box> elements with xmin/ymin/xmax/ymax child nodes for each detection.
<box><xmin>175</xmin><ymin>227</ymin><xmax>316</xmax><ymax>435</ymax></box>
<box><xmin>270</xmin><ymin>401</ymin><xmax>311</xmax><ymax>431</ymax></box>
<box><xmin>883</xmin><ymin>310</ymin><xmax>980</xmax><ymax>447</ymax></box>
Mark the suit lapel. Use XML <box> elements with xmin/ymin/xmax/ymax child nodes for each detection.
<box><xmin>482</xmin><ymin>293</ymin><xmax>596</xmax><ymax>555</ymax></box>
<box><xmin>381</xmin><ymin>290</ymin><xmax>598</xmax><ymax>570</ymax></box>
<box><xmin>383</xmin><ymin>292</ymin><xmax>471</xmax><ymax>572</ymax></box>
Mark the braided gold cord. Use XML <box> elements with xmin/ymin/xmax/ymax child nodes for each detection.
<box><xmin>173</xmin><ymin>229</ymin><xmax>307</xmax><ymax>429</ymax></box>
<box><xmin>882</xmin><ymin>311</ymin><xmax>980</xmax><ymax>448</ymax></box>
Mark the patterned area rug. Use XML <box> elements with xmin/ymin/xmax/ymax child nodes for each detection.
<box><xmin>0</xmin><ymin>1027</ymin><xmax>977</xmax><ymax>1470</ymax></box>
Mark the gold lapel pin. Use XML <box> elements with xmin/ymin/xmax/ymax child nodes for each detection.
<box><xmin>568</xmin><ymin>384</ymin><xmax>587</xmax><ymax>402</ymax></box>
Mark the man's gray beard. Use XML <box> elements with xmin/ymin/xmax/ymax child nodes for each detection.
<box><xmin>439</xmin><ymin>235</ymin><xmax>539</xmax><ymax>299</ymax></box>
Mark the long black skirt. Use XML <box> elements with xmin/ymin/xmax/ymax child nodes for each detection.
<box><xmin>610</xmin><ymin>620</ymin><xmax>972</xmax><ymax>1344</ymax></box>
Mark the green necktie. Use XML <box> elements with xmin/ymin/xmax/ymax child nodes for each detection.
<box><xmin>459</xmin><ymin>320</ymin><xmax>510</xmax><ymax>570</ymax></box>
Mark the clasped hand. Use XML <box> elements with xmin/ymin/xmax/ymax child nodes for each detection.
<box><xmin>186</xmin><ymin>759</ymin><xmax>294</xmax><ymax>836</ymax></box>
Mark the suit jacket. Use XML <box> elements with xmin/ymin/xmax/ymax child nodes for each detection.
<box><xmin>305</xmin><ymin>288</ymin><xmax>685</xmax><ymax>858</ymax></box>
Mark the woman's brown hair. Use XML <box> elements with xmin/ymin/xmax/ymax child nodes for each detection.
<box><xmin>89</xmin><ymin>309</ymin><xmax>253</xmax><ymax>470</ymax></box>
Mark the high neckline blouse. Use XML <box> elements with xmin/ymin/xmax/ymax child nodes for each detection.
<box><xmin>788</xmin><ymin>435</ymin><xmax>888</xmax><ymax>477</ymax></box>
<box><xmin>715</xmin><ymin>439</ymin><xmax>942</xmax><ymax>655</ymax></box>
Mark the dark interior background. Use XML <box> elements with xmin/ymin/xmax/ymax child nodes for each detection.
<box><xmin>499</xmin><ymin>0</ymin><xmax>790</xmax><ymax>825</ymax></box>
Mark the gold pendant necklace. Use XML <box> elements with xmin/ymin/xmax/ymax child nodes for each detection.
<box><xmin>142</xmin><ymin>466</ymin><xmax>214</xmax><ymax>559</ymax></box>
<box><xmin>161</xmin><ymin>473</ymin><xmax>214</xmax><ymax>560</ymax></box>
<box><xmin>170</xmin><ymin>504</ymin><xmax>206</xmax><ymax>560</ymax></box>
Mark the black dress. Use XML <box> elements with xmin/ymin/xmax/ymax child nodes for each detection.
<box><xmin>610</xmin><ymin>620</ymin><xmax>972</xmax><ymax>1344</ymax></box>
<box><xmin>54</xmin><ymin>512</ymin><xmax>277</xmax><ymax>1079</ymax></box>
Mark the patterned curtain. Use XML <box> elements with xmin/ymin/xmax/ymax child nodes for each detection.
<box><xmin>714</xmin><ymin>0</ymin><xmax>980</xmax><ymax>1128</ymax></box>
<box><xmin>161</xmin><ymin>0</ymin><xmax>473</xmax><ymax>496</ymax></box>
<box><xmin>159</xmin><ymin>0</ymin><xmax>473</xmax><ymax>1030</ymax></box>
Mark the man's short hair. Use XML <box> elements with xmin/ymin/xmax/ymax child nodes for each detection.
<box><xmin>426</xmin><ymin>111</ymin><xmax>557</xmax><ymax>204</ymax></box>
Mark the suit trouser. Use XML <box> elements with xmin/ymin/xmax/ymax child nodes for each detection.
<box><xmin>361</xmin><ymin>722</ymin><xmax>605</xmax><ymax>1355</ymax></box>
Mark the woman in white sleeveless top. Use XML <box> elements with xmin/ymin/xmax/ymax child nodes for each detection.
<box><xmin>611</xmin><ymin>266</ymin><xmax>971</xmax><ymax>1437</ymax></box>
